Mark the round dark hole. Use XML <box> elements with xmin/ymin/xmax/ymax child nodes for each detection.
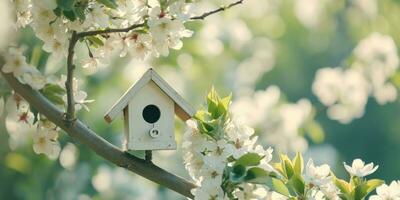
<box><xmin>142</xmin><ymin>104</ymin><xmax>161</xmax><ymax>124</ymax></box>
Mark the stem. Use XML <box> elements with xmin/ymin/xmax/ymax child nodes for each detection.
<box><xmin>65</xmin><ymin>31</ymin><xmax>79</xmax><ymax>126</ymax></box>
<box><xmin>190</xmin><ymin>0</ymin><xmax>244</xmax><ymax>20</ymax></box>
<box><xmin>76</xmin><ymin>23</ymin><xmax>146</xmax><ymax>38</ymax></box>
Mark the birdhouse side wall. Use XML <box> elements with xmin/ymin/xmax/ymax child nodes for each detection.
<box><xmin>127</xmin><ymin>81</ymin><xmax>176</xmax><ymax>150</ymax></box>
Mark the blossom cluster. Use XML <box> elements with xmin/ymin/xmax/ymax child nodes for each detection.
<box><xmin>231</xmin><ymin>86</ymin><xmax>320</xmax><ymax>153</ymax></box>
<box><xmin>313</xmin><ymin>33</ymin><xmax>399</xmax><ymax>123</ymax></box>
<box><xmin>184</xmin><ymin>89</ymin><xmax>399</xmax><ymax>200</ymax></box>
<box><xmin>1</xmin><ymin>45</ymin><xmax>93</xmax><ymax>158</ymax></box>
<box><xmin>13</xmin><ymin>0</ymin><xmax>195</xmax><ymax>70</ymax></box>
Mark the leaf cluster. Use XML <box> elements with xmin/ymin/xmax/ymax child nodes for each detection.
<box><xmin>194</xmin><ymin>87</ymin><xmax>232</xmax><ymax>140</ymax></box>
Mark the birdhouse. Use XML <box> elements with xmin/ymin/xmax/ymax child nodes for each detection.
<box><xmin>104</xmin><ymin>68</ymin><xmax>195</xmax><ymax>151</ymax></box>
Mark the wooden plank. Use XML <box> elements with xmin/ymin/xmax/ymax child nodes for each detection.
<box><xmin>104</xmin><ymin>69</ymin><xmax>152</xmax><ymax>123</ymax></box>
<box><xmin>123</xmin><ymin>106</ymin><xmax>129</xmax><ymax>150</ymax></box>
<box><xmin>127</xmin><ymin>82</ymin><xmax>177</xmax><ymax>150</ymax></box>
<box><xmin>150</xmin><ymin>70</ymin><xmax>195</xmax><ymax>120</ymax></box>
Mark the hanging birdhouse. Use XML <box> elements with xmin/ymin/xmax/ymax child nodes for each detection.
<box><xmin>104</xmin><ymin>68</ymin><xmax>195</xmax><ymax>151</ymax></box>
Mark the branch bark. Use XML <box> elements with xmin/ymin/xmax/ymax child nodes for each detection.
<box><xmin>0</xmin><ymin>57</ymin><xmax>196</xmax><ymax>198</ymax></box>
<box><xmin>65</xmin><ymin>31</ymin><xmax>78</xmax><ymax>125</ymax></box>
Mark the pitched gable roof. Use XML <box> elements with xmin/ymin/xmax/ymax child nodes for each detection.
<box><xmin>104</xmin><ymin>68</ymin><xmax>195</xmax><ymax>123</ymax></box>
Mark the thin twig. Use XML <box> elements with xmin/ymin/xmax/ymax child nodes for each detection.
<box><xmin>190</xmin><ymin>0</ymin><xmax>244</xmax><ymax>20</ymax></box>
<box><xmin>76</xmin><ymin>23</ymin><xmax>146</xmax><ymax>38</ymax></box>
<box><xmin>65</xmin><ymin>31</ymin><xmax>79</xmax><ymax>126</ymax></box>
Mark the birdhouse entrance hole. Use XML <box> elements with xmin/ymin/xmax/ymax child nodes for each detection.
<box><xmin>142</xmin><ymin>104</ymin><xmax>161</xmax><ymax>124</ymax></box>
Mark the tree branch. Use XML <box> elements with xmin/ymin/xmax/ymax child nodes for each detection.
<box><xmin>65</xmin><ymin>31</ymin><xmax>78</xmax><ymax>126</ymax></box>
<box><xmin>190</xmin><ymin>0</ymin><xmax>244</xmax><ymax>20</ymax></box>
<box><xmin>0</xmin><ymin>57</ymin><xmax>196</xmax><ymax>198</ymax></box>
<box><xmin>75</xmin><ymin>23</ymin><xmax>146</xmax><ymax>39</ymax></box>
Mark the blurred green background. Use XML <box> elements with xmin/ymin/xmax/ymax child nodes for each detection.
<box><xmin>1</xmin><ymin>0</ymin><xmax>400</xmax><ymax>199</ymax></box>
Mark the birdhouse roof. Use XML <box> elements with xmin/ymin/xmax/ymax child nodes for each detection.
<box><xmin>104</xmin><ymin>68</ymin><xmax>195</xmax><ymax>123</ymax></box>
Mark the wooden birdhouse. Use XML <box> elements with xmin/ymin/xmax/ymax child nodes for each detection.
<box><xmin>104</xmin><ymin>68</ymin><xmax>195</xmax><ymax>151</ymax></box>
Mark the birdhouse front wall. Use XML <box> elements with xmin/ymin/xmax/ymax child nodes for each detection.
<box><xmin>125</xmin><ymin>81</ymin><xmax>176</xmax><ymax>150</ymax></box>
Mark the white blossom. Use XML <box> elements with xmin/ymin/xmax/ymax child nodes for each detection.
<box><xmin>353</xmin><ymin>33</ymin><xmax>399</xmax><ymax>105</ymax></box>
<box><xmin>304</xmin><ymin>159</ymin><xmax>331</xmax><ymax>186</ymax></box>
<box><xmin>20</xmin><ymin>68</ymin><xmax>47</xmax><ymax>90</ymax></box>
<box><xmin>313</xmin><ymin>67</ymin><xmax>369</xmax><ymax>123</ymax></box>
<box><xmin>74</xmin><ymin>91</ymin><xmax>95</xmax><ymax>111</ymax></box>
<box><xmin>344</xmin><ymin>158</ymin><xmax>378</xmax><ymax>177</ymax></box>
<box><xmin>369</xmin><ymin>181</ymin><xmax>400</xmax><ymax>200</ymax></box>
<box><xmin>33</xmin><ymin>122</ymin><xmax>61</xmax><ymax>159</ymax></box>
<box><xmin>2</xmin><ymin>47</ymin><xmax>31</xmax><ymax>77</ymax></box>
<box><xmin>234</xmin><ymin>184</ymin><xmax>268</xmax><ymax>200</ymax></box>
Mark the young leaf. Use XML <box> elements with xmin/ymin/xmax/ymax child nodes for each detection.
<box><xmin>280</xmin><ymin>154</ymin><xmax>294</xmax><ymax>179</ymax></box>
<box><xmin>335</xmin><ymin>177</ymin><xmax>352</xmax><ymax>194</ymax></box>
<box><xmin>41</xmin><ymin>84</ymin><xmax>66</xmax><ymax>95</ymax></box>
<box><xmin>366</xmin><ymin>179</ymin><xmax>384</xmax><ymax>193</ymax></box>
<box><xmin>289</xmin><ymin>174</ymin><xmax>305</xmax><ymax>195</ymax></box>
<box><xmin>207</xmin><ymin>87</ymin><xmax>220</xmax><ymax>118</ymax></box>
<box><xmin>292</xmin><ymin>152</ymin><xmax>303</xmax><ymax>175</ymax></box>
<box><xmin>234</xmin><ymin>153</ymin><xmax>263</xmax><ymax>168</ymax></box>
<box><xmin>87</xmin><ymin>36</ymin><xmax>104</xmax><ymax>47</ymax></box>
<box><xmin>272</xmin><ymin>178</ymin><xmax>290</xmax><ymax>196</ymax></box>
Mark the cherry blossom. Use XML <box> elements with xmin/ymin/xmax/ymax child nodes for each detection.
<box><xmin>344</xmin><ymin>158</ymin><xmax>379</xmax><ymax>177</ymax></box>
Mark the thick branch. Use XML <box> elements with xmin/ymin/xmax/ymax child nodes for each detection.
<box><xmin>0</xmin><ymin>57</ymin><xmax>196</xmax><ymax>198</ymax></box>
<box><xmin>190</xmin><ymin>0</ymin><xmax>244</xmax><ymax>20</ymax></box>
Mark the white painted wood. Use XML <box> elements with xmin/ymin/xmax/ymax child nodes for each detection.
<box><xmin>104</xmin><ymin>69</ymin><xmax>152</xmax><ymax>123</ymax></box>
<box><xmin>127</xmin><ymin>81</ymin><xmax>176</xmax><ymax>150</ymax></box>
<box><xmin>150</xmin><ymin>70</ymin><xmax>196</xmax><ymax>120</ymax></box>
<box><xmin>104</xmin><ymin>68</ymin><xmax>195</xmax><ymax>123</ymax></box>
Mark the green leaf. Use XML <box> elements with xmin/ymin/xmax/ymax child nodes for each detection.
<box><xmin>194</xmin><ymin>110</ymin><xmax>208</xmax><ymax>121</ymax></box>
<box><xmin>230</xmin><ymin>165</ymin><xmax>246</xmax><ymax>183</ymax></box>
<box><xmin>96</xmin><ymin>0</ymin><xmax>118</xmax><ymax>9</ymax></box>
<box><xmin>292</xmin><ymin>152</ymin><xmax>303</xmax><ymax>175</ymax></box>
<box><xmin>87</xmin><ymin>36</ymin><xmax>104</xmax><ymax>47</ymax></box>
<box><xmin>273</xmin><ymin>162</ymin><xmax>285</xmax><ymax>177</ymax></box>
<box><xmin>207</xmin><ymin>87</ymin><xmax>220</xmax><ymax>118</ymax></box>
<box><xmin>244</xmin><ymin>167</ymin><xmax>270</xmax><ymax>184</ymax></box>
<box><xmin>57</xmin><ymin>0</ymin><xmax>75</xmax><ymax>11</ymax></box>
<box><xmin>280</xmin><ymin>154</ymin><xmax>294</xmax><ymax>179</ymax></box>
<box><xmin>305</xmin><ymin>121</ymin><xmax>325</xmax><ymax>143</ymax></box>
<box><xmin>366</xmin><ymin>179</ymin><xmax>384</xmax><ymax>193</ymax></box>
<box><xmin>41</xmin><ymin>84</ymin><xmax>66</xmax><ymax>106</ymax></box>
<box><xmin>216</xmin><ymin>94</ymin><xmax>231</xmax><ymax>117</ymax></box>
<box><xmin>53</xmin><ymin>7</ymin><xmax>63</xmax><ymax>16</ymax></box>
<box><xmin>272</xmin><ymin>178</ymin><xmax>290</xmax><ymax>196</ymax></box>
<box><xmin>354</xmin><ymin>179</ymin><xmax>384</xmax><ymax>200</ymax></box>
<box><xmin>41</xmin><ymin>84</ymin><xmax>66</xmax><ymax>95</ymax></box>
<box><xmin>234</xmin><ymin>153</ymin><xmax>263</xmax><ymax>168</ymax></box>
<box><xmin>63</xmin><ymin>10</ymin><xmax>77</xmax><ymax>21</ymax></box>
<box><xmin>74</xmin><ymin>5</ymin><xmax>86</xmax><ymax>21</ymax></box>
<box><xmin>289</xmin><ymin>174</ymin><xmax>305</xmax><ymax>195</ymax></box>
<box><xmin>45</xmin><ymin>93</ymin><xmax>65</xmax><ymax>106</ymax></box>
<box><xmin>335</xmin><ymin>178</ymin><xmax>352</xmax><ymax>194</ymax></box>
